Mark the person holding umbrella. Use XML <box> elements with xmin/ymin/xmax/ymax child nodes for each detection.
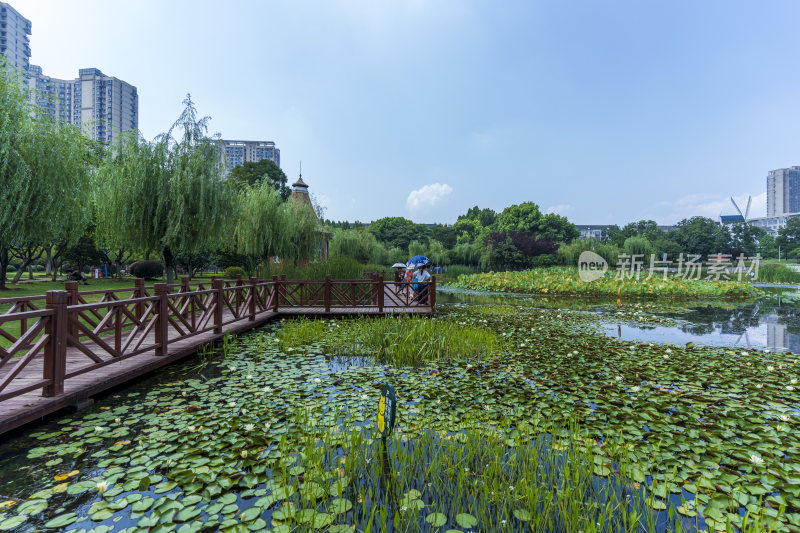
<box><xmin>406</xmin><ymin>256</ymin><xmax>429</xmax><ymax>302</ymax></box>
<box><xmin>412</xmin><ymin>262</ymin><xmax>432</xmax><ymax>304</ymax></box>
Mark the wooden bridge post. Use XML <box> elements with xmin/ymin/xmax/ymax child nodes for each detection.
<box><xmin>134</xmin><ymin>278</ymin><xmax>145</xmax><ymax>320</ymax></box>
<box><xmin>43</xmin><ymin>291</ymin><xmax>68</xmax><ymax>397</ymax></box>
<box><xmin>64</xmin><ymin>281</ymin><xmax>79</xmax><ymax>342</ymax></box>
<box><xmin>430</xmin><ymin>276</ymin><xmax>436</xmax><ymax>311</ymax></box>
<box><xmin>181</xmin><ymin>276</ymin><xmax>190</xmax><ymax>292</ymax></box>
<box><xmin>378</xmin><ymin>273</ymin><xmax>384</xmax><ymax>313</ymax></box>
<box><xmin>272</xmin><ymin>276</ymin><xmax>279</xmax><ymax>312</ymax></box>
<box><xmin>235</xmin><ymin>274</ymin><xmax>243</xmax><ymax>311</ymax></box>
<box><xmin>212</xmin><ymin>279</ymin><xmax>223</xmax><ymax>335</ymax></box>
<box><xmin>154</xmin><ymin>283</ymin><xmax>170</xmax><ymax>356</ymax></box>
<box><xmin>249</xmin><ymin>277</ymin><xmax>257</xmax><ymax>321</ymax></box>
<box><xmin>279</xmin><ymin>275</ymin><xmax>286</xmax><ymax>307</ymax></box>
<box><xmin>324</xmin><ymin>275</ymin><xmax>332</xmax><ymax>313</ymax></box>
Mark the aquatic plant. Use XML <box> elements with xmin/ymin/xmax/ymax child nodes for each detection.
<box><xmin>452</xmin><ymin>267</ymin><xmax>763</xmax><ymax>299</ymax></box>
<box><xmin>278</xmin><ymin>316</ymin><xmax>503</xmax><ymax>366</ymax></box>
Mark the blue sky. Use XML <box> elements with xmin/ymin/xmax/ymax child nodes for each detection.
<box><xmin>14</xmin><ymin>0</ymin><xmax>800</xmax><ymax>225</ymax></box>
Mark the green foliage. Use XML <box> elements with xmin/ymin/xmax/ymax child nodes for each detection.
<box><xmin>329</xmin><ymin>228</ymin><xmax>381</xmax><ymax>264</ymax></box>
<box><xmin>128</xmin><ymin>260</ymin><xmax>164</xmax><ymax>280</ymax></box>
<box><xmin>671</xmin><ymin>217</ymin><xmax>731</xmax><ymax>259</ymax></box>
<box><xmin>777</xmin><ymin>217</ymin><xmax>800</xmax><ymax>256</ymax></box>
<box><xmin>756</xmin><ymin>263</ymin><xmax>800</xmax><ymax>283</ymax></box>
<box><xmin>457</xmin><ymin>205</ymin><xmax>498</xmax><ymax>227</ymax></box>
<box><xmin>623</xmin><ymin>236</ymin><xmax>653</xmax><ymax>257</ymax></box>
<box><xmin>228</xmin><ymin>158</ymin><xmax>289</xmax><ymax>199</ymax></box>
<box><xmin>224</xmin><ymin>266</ymin><xmax>246</xmax><ymax>279</ymax></box>
<box><xmin>368</xmin><ymin>217</ymin><xmax>425</xmax><ymax>250</ymax></box>
<box><xmin>95</xmin><ymin>95</ymin><xmax>236</xmax><ymax>283</ymax></box>
<box><xmin>452</xmin><ymin>267</ymin><xmax>762</xmax><ymax>299</ymax></box>
<box><xmin>234</xmin><ymin>182</ymin><xmax>289</xmax><ymax>266</ymax></box>
<box><xmin>279</xmin><ymin>315</ymin><xmax>502</xmax><ymax>366</ymax></box>
<box><xmin>495</xmin><ymin>202</ymin><xmax>543</xmax><ymax>235</ymax></box>
<box><xmin>0</xmin><ymin>59</ymin><xmax>94</xmax><ymax>288</ymax></box>
<box><xmin>264</xmin><ymin>257</ymin><xmax>381</xmax><ymax>280</ymax></box>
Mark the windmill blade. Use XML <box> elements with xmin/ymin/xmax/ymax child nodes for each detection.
<box><xmin>730</xmin><ymin>197</ymin><xmax>744</xmax><ymax>218</ymax></box>
<box><xmin>745</xmin><ymin>196</ymin><xmax>752</xmax><ymax>220</ymax></box>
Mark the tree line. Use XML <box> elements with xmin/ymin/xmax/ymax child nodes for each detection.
<box><xmin>327</xmin><ymin>209</ymin><xmax>787</xmax><ymax>272</ymax></box>
<box><xmin>0</xmin><ymin>61</ymin><xmax>323</xmax><ymax>289</ymax></box>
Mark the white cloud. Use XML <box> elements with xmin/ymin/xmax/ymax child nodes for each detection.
<box><xmin>545</xmin><ymin>204</ymin><xmax>573</xmax><ymax>216</ymax></box>
<box><xmin>406</xmin><ymin>183</ymin><xmax>453</xmax><ymax>212</ymax></box>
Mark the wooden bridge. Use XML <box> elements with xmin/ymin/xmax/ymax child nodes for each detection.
<box><xmin>0</xmin><ymin>274</ymin><xmax>435</xmax><ymax>436</ymax></box>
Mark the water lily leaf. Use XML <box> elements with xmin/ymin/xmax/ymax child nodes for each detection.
<box><xmin>16</xmin><ymin>499</ymin><xmax>47</xmax><ymax>516</ymax></box>
<box><xmin>328</xmin><ymin>526</ymin><xmax>355</xmax><ymax>533</ymax></box>
<box><xmin>0</xmin><ymin>516</ymin><xmax>27</xmax><ymax>531</ymax></box>
<box><xmin>425</xmin><ymin>513</ymin><xmax>447</xmax><ymax>527</ymax></box>
<box><xmin>90</xmin><ymin>509</ymin><xmax>114</xmax><ymax>521</ymax></box>
<box><xmin>513</xmin><ymin>509</ymin><xmax>532</xmax><ymax>522</ymax></box>
<box><xmin>330</xmin><ymin>498</ymin><xmax>353</xmax><ymax>515</ymax></box>
<box><xmin>240</xmin><ymin>506</ymin><xmax>261</xmax><ymax>523</ymax></box>
<box><xmin>44</xmin><ymin>512</ymin><xmax>78</xmax><ymax>528</ymax></box>
<box><xmin>455</xmin><ymin>513</ymin><xmax>478</xmax><ymax>528</ymax></box>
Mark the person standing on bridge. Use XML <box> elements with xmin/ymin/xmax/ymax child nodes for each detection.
<box><xmin>412</xmin><ymin>263</ymin><xmax>431</xmax><ymax>303</ymax></box>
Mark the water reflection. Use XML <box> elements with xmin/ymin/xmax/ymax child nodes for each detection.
<box><xmin>438</xmin><ymin>286</ymin><xmax>800</xmax><ymax>352</ymax></box>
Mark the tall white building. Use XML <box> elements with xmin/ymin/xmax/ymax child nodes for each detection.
<box><xmin>27</xmin><ymin>66</ymin><xmax>138</xmax><ymax>144</ymax></box>
<box><xmin>767</xmin><ymin>166</ymin><xmax>800</xmax><ymax>217</ymax></box>
<box><xmin>222</xmin><ymin>140</ymin><xmax>280</xmax><ymax>175</ymax></box>
<box><xmin>0</xmin><ymin>2</ymin><xmax>31</xmax><ymax>73</ymax></box>
<box><xmin>73</xmin><ymin>68</ymin><xmax>138</xmax><ymax>144</ymax></box>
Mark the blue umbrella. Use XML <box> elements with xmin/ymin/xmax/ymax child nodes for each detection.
<box><xmin>407</xmin><ymin>255</ymin><xmax>430</xmax><ymax>268</ymax></box>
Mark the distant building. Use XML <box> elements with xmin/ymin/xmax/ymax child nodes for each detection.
<box><xmin>28</xmin><ymin>65</ymin><xmax>73</xmax><ymax>124</ymax></box>
<box><xmin>0</xmin><ymin>2</ymin><xmax>31</xmax><ymax>74</ymax></box>
<box><xmin>747</xmin><ymin>214</ymin><xmax>800</xmax><ymax>237</ymax></box>
<box><xmin>222</xmin><ymin>140</ymin><xmax>280</xmax><ymax>175</ymax></box>
<box><xmin>26</xmin><ymin>66</ymin><xmax>138</xmax><ymax>145</ymax></box>
<box><xmin>73</xmin><ymin>68</ymin><xmax>138</xmax><ymax>144</ymax></box>
<box><xmin>575</xmin><ymin>224</ymin><xmax>676</xmax><ymax>241</ymax></box>
<box><xmin>575</xmin><ymin>225</ymin><xmax>611</xmax><ymax>241</ymax></box>
<box><xmin>767</xmin><ymin>167</ymin><xmax>800</xmax><ymax>217</ymax></box>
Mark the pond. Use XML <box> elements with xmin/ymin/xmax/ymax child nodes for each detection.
<box><xmin>0</xmin><ymin>288</ymin><xmax>798</xmax><ymax>532</ymax></box>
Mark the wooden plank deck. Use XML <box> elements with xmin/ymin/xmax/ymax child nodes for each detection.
<box><xmin>0</xmin><ymin>292</ymin><xmax>432</xmax><ymax>436</ymax></box>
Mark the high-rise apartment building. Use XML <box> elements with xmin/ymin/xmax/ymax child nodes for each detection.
<box><xmin>222</xmin><ymin>140</ymin><xmax>281</xmax><ymax>175</ymax></box>
<box><xmin>0</xmin><ymin>2</ymin><xmax>31</xmax><ymax>73</ymax></box>
<box><xmin>73</xmin><ymin>68</ymin><xmax>138</xmax><ymax>144</ymax></box>
<box><xmin>767</xmin><ymin>167</ymin><xmax>800</xmax><ymax>217</ymax></box>
<box><xmin>27</xmin><ymin>66</ymin><xmax>138</xmax><ymax>144</ymax></box>
<box><xmin>28</xmin><ymin>65</ymin><xmax>73</xmax><ymax>123</ymax></box>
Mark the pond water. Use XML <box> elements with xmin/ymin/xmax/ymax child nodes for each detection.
<box><xmin>439</xmin><ymin>285</ymin><xmax>800</xmax><ymax>352</ymax></box>
<box><xmin>0</xmin><ymin>287</ymin><xmax>798</xmax><ymax>532</ymax></box>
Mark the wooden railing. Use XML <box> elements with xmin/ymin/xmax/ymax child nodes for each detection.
<box><xmin>0</xmin><ymin>274</ymin><xmax>434</xmax><ymax>404</ymax></box>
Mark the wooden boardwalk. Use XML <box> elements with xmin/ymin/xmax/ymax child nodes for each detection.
<box><xmin>0</xmin><ymin>275</ymin><xmax>434</xmax><ymax>436</ymax></box>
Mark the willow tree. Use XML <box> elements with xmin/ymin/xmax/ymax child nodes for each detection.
<box><xmin>0</xmin><ymin>59</ymin><xmax>93</xmax><ymax>289</ymax></box>
<box><xmin>234</xmin><ymin>182</ymin><xmax>290</xmax><ymax>274</ymax></box>
<box><xmin>286</xmin><ymin>201</ymin><xmax>323</xmax><ymax>262</ymax></box>
<box><xmin>96</xmin><ymin>95</ymin><xmax>235</xmax><ymax>283</ymax></box>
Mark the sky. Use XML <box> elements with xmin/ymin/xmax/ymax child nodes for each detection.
<box><xmin>12</xmin><ymin>0</ymin><xmax>800</xmax><ymax>225</ymax></box>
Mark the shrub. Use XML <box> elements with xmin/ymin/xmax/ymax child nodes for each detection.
<box><xmin>31</xmin><ymin>264</ymin><xmax>45</xmax><ymax>272</ymax></box>
<box><xmin>128</xmin><ymin>260</ymin><xmax>164</xmax><ymax>280</ymax></box>
<box><xmin>224</xmin><ymin>266</ymin><xmax>246</xmax><ymax>279</ymax></box>
<box><xmin>6</xmin><ymin>265</ymin><xmax>16</xmax><ymax>273</ymax></box>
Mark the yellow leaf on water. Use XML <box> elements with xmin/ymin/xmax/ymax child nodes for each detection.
<box><xmin>54</xmin><ymin>470</ymin><xmax>79</xmax><ymax>481</ymax></box>
<box><xmin>100</xmin><ymin>406</ymin><xmax>111</xmax><ymax>410</ymax></box>
<box><xmin>113</xmin><ymin>441</ymin><xmax>130</xmax><ymax>446</ymax></box>
<box><xmin>52</xmin><ymin>482</ymin><xmax>69</xmax><ymax>493</ymax></box>
<box><xmin>0</xmin><ymin>500</ymin><xmax>16</xmax><ymax>510</ymax></box>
